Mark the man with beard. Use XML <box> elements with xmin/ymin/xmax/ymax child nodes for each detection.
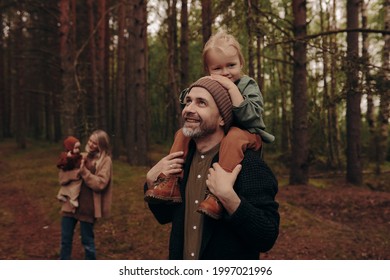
<box><xmin>144</xmin><ymin>77</ymin><xmax>279</xmax><ymax>260</ymax></box>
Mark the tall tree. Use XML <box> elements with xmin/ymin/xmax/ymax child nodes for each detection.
<box><xmin>329</xmin><ymin>0</ymin><xmax>342</xmax><ymax>168</ymax></box>
<box><xmin>279</xmin><ymin>50</ymin><xmax>290</xmax><ymax>154</ymax></box>
<box><xmin>376</xmin><ymin>0</ymin><xmax>390</xmax><ymax>173</ymax></box>
<box><xmin>14</xmin><ymin>5</ymin><xmax>26</xmax><ymax>148</ymax></box>
<box><xmin>253</xmin><ymin>0</ymin><xmax>263</xmax><ymax>91</ymax></box>
<box><xmin>362</xmin><ymin>0</ymin><xmax>375</xmax><ymax>161</ymax></box>
<box><xmin>321</xmin><ymin>0</ymin><xmax>339</xmax><ymax>168</ymax></box>
<box><xmin>1</xmin><ymin>9</ymin><xmax>12</xmax><ymax>139</ymax></box>
<box><xmin>201</xmin><ymin>0</ymin><xmax>212</xmax><ymax>47</ymax></box>
<box><xmin>166</xmin><ymin>0</ymin><xmax>181</xmax><ymax>136</ymax></box>
<box><xmin>126</xmin><ymin>0</ymin><xmax>149</xmax><ymax>165</ymax></box>
<box><xmin>97</xmin><ymin>0</ymin><xmax>108</xmax><ymax>130</ymax></box>
<box><xmin>59</xmin><ymin>0</ymin><xmax>76</xmax><ymax>136</ymax></box>
<box><xmin>113</xmin><ymin>0</ymin><xmax>126</xmax><ymax>159</ymax></box>
<box><xmin>180</xmin><ymin>0</ymin><xmax>189</xmax><ymax>91</ymax></box>
<box><xmin>279</xmin><ymin>2</ymin><xmax>292</xmax><ymax>154</ymax></box>
<box><xmin>346</xmin><ymin>0</ymin><xmax>362</xmax><ymax>185</ymax></box>
<box><xmin>361</xmin><ymin>0</ymin><xmax>386</xmax><ymax>174</ymax></box>
<box><xmin>127</xmin><ymin>2</ymin><xmax>136</xmax><ymax>163</ymax></box>
<box><xmin>290</xmin><ymin>0</ymin><xmax>309</xmax><ymax>184</ymax></box>
<box><xmin>246</xmin><ymin>0</ymin><xmax>255</xmax><ymax>78</ymax></box>
<box><xmin>0</xmin><ymin>11</ymin><xmax>4</xmax><ymax>139</ymax></box>
<box><xmin>87</xmin><ymin>0</ymin><xmax>99</xmax><ymax>129</ymax></box>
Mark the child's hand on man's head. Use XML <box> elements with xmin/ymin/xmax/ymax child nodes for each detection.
<box><xmin>209</xmin><ymin>74</ymin><xmax>235</xmax><ymax>91</ymax></box>
<box><xmin>210</xmin><ymin>74</ymin><xmax>243</xmax><ymax>107</ymax></box>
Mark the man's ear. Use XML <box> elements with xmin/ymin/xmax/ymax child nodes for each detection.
<box><xmin>219</xmin><ymin>117</ymin><xmax>225</xmax><ymax>127</ymax></box>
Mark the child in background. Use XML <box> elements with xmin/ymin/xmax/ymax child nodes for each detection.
<box><xmin>56</xmin><ymin>136</ymin><xmax>83</xmax><ymax>213</ymax></box>
<box><xmin>144</xmin><ymin>30</ymin><xmax>274</xmax><ymax>219</ymax></box>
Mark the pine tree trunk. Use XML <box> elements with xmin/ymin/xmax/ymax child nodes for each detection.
<box><xmin>330</xmin><ymin>0</ymin><xmax>342</xmax><ymax>169</ymax></box>
<box><xmin>14</xmin><ymin>8</ymin><xmax>26</xmax><ymax>149</ymax></box>
<box><xmin>346</xmin><ymin>0</ymin><xmax>362</xmax><ymax>185</ymax></box>
<box><xmin>126</xmin><ymin>0</ymin><xmax>149</xmax><ymax>165</ymax></box>
<box><xmin>246</xmin><ymin>0</ymin><xmax>255</xmax><ymax>78</ymax></box>
<box><xmin>167</xmin><ymin>0</ymin><xmax>181</xmax><ymax>136</ymax></box>
<box><xmin>376</xmin><ymin>0</ymin><xmax>390</xmax><ymax>174</ymax></box>
<box><xmin>59</xmin><ymin>0</ymin><xmax>76</xmax><ymax>136</ymax></box>
<box><xmin>97</xmin><ymin>0</ymin><xmax>107</xmax><ymax>130</ymax></box>
<box><xmin>201</xmin><ymin>0</ymin><xmax>212</xmax><ymax>47</ymax></box>
<box><xmin>87</xmin><ymin>0</ymin><xmax>99</xmax><ymax>129</ymax></box>
<box><xmin>256</xmin><ymin>36</ymin><xmax>263</xmax><ymax>92</ymax></box>
<box><xmin>254</xmin><ymin>0</ymin><xmax>263</xmax><ymax>92</ymax></box>
<box><xmin>279</xmin><ymin>51</ymin><xmax>290</xmax><ymax>154</ymax></box>
<box><xmin>2</xmin><ymin>20</ymin><xmax>12</xmax><ymax>138</ymax></box>
<box><xmin>361</xmin><ymin>0</ymin><xmax>376</xmax><ymax>164</ymax></box>
<box><xmin>127</xmin><ymin>2</ymin><xmax>136</xmax><ymax>163</ymax></box>
<box><xmin>0</xmin><ymin>12</ymin><xmax>4</xmax><ymax>139</ymax></box>
<box><xmin>113</xmin><ymin>0</ymin><xmax>126</xmax><ymax>159</ymax></box>
<box><xmin>320</xmin><ymin>0</ymin><xmax>335</xmax><ymax>168</ymax></box>
<box><xmin>290</xmin><ymin>0</ymin><xmax>309</xmax><ymax>185</ymax></box>
<box><xmin>180</xmin><ymin>0</ymin><xmax>189</xmax><ymax>91</ymax></box>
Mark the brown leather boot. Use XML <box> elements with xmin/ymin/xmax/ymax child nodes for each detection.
<box><xmin>144</xmin><ymin>173</ymin><xmax>182</xmax><ymax>204</ymax></box>
<box><xmin>197</xmin><ymin>192</ymin><xmax>223</xmax><ymax>219</ymax></box>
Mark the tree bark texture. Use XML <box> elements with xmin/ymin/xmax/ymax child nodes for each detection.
<box><xmin>126</xmin><ymin>0</ymin><xmax>149</xmax><ymax>165</ymax></box>
<box><xmin>180</xmin><ymin>0</ymin><xmax>189</xmax><ymax>91</ymax></box>
<box><xmin>97</xmin><ymin>0</ymin><xmax>108</xmax><ymax>130</ymax></box>
<box><xmin>201</xmin><ymin>0</ymin><xmax>212</xmax><ymax>48</ymax></box>
<box><xmin>113</xmin><ymin>0</ymin><xmax>126</xmax><ymax>159</ymax></box>
<box><xmin>376</xmin><ymin>0</ymin><xmax>390</xmax><ymax>173</ymax></box>
<box><xmin>346</xmin><ymin>0</ymin><xmax>362</xmax><ymax>185</ymax></box>
<box><xmin>59</xmin><ymin>0</ymin><xmax>77</xmax><ymax>136</ymax></box>
<box><xmin>290</xmin><ymin>0</ymin><xmax>309</xmax><ymax>185</ymax></box>
<box><xmin>246</xmin><ymin>0</ymin><xmax>255</xmax><ymax>78</ymax></box>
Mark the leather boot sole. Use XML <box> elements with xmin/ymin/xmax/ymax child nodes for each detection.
<box><xmin>196</xmin><ymin>207</ymin><xmax>221</xmax><ymax>220</ymax></box>
<box><xmin>144</xmin><ymin>193</ymin><xmax>182</xmax><ymax>204</ymax></box>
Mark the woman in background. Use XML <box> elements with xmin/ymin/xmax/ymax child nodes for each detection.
<box><xmin>59</xmin><ymin>129</ymin><xmax>113</xmax><ymax>260</ymax></box>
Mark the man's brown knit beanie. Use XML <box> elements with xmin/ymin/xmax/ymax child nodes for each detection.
<box><xmin>63</xmin><ymin>136</ymin><xmax>80</xmax><ymax>151</ymax></box>
<box><xmin>188</xmin><ymin>77</ymin><xmax>233</xmax><ymax>133</ymax></box>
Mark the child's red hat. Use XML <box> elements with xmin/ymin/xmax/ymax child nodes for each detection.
<box><xmin>63</xmin><ymin>136</ymin><xmax>80</xmax><ymax>151</ymax></box>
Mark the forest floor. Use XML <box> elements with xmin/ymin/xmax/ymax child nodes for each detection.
<box><xmin>0</xmin><ymin>139</ymin><xmax>389</xmax><ymax>260</ymax></box>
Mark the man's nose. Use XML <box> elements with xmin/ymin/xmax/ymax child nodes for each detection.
<box><xmin>183</xmin><ymin>102</ymin><xmax>195</xmax><ymax>115</ymax></box>
<box><xmin>187</xmin><ymin>101</ymin><xmax>196</xmax><ymax>111</ymax></box>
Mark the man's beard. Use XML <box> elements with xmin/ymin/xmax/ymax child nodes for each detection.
<box><xmin>182</xmin><ymin>116</ymin><xmax>218</xmax><ymax>139</ymax></box>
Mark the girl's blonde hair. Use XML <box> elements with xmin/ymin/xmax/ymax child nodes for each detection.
<box><xmin>202</xmin><ymin>30</ymin><xmax>245</xmax><ymax>73</ymax></box>
<box><xmin>86</xmin><ymin>130</ymin><xmax>111</xmax><ymax>167</ymax></box>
